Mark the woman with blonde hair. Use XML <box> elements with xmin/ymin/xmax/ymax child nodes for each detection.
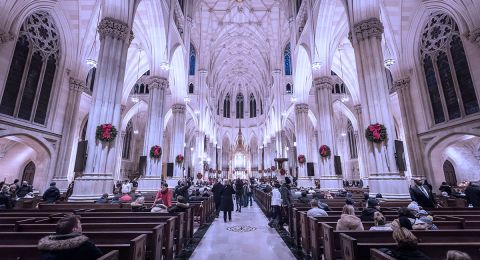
<box><xmin>369</xmin><ymin>212</ymin><xmax>392</xmax><ymax>231</ymax></box>
<box><xmin>390</xmin><ymin>227</ymin><xmax>430</xmax><ymax>259</ymax></box>
<box><xmin>446</xmin><ymin>250</ymin><xmax>471</xmax><ymax>260</ymax></box>
<box><xmin>336</xmin><ymin>204</ymin><xmax>364</xmax><ymax>231</ymax></box>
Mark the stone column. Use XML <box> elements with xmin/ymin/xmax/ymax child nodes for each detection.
<box><xmin>53</xmin><ymin>78</ymin><xmax>85</xmax><ymax>191</ymax></box>
<box><xmin>314</xmin><ymin>76</ymin><xmax>343</xmax><ymax>189</ymax></box>
<box><xmin>354</xmin><ymin>104</ymin><xmax>368</xmax><ymax>187</ymax></box>
<box><xmin>70</xmin><ymin>17</ymin><xmax>134</xmax><ymax>201</ymax></box>
<box><xmin>295</xmin><ymin>103</ymin><xmax>313</xmax><ymax>187</ymax></box>
<box><xmin>194</xmin><ymin>131</ymin><xmax>205</xmax><ymax>177</ymax></box>
<box><xmin>138</xmin><ymin>76</ymin><xmax>169</xmax><ymax>191</ymax></box>
<box><xmin>169</xmin><ymin>103</ymin><xmax>186</xmax><ymax>179</ymax></box>
<box><xmin>351</xmin><ymin>18</ymin><xmax>409</xmax><ymax>198</ymax></box>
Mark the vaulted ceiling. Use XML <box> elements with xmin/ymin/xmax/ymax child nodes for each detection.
<box><xmin>191</xmin><ymin>0</ymin><xmax>290</xmax><ymax>101</ymax></box>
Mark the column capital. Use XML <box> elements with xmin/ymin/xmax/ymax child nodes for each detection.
<box><xmin>313</xmin><ymin>76</ymin><xmax>335</xmax><ymax>90</ymax></box>
<box><xmin>393</xmin><ymin>77</ymin><xmax>411</xmax><ymax>92</ymax></box>
<box><xmin>468</xmin><ymin>27</ymin><xmax>480</xmax><ymax>48</ymax></box>
<box><xmin>98</xmin><ymin>17</ymin><xmax>134</xmax><ymax>43</ymax></box>
<box><xmin>69</xmin><ymin>77</ymin><xmax>86</xmax><ymax>92</ymax></box>
<box><xmin>171</xmin><ymin>103</ymin><xmax>186</xmax><ymax>114</ymax></box>
<box><xmin>147</xmin><ymin>76</ymin><xmax>169</xmax><ymax>90</ymax></box>
<box><xmin>353</xmin><ymin>18</ymin><xmax>384</xmax><ymax>42</ymax></box>
<box><xmin>295</xmin><ymin>103</ymin><xmax>309</xmax><ymax>114</ymax></box>
<box><xmin>0</xmin><ymin>30</ymin><xmax>14</xmax><ymax>44</ymax></box>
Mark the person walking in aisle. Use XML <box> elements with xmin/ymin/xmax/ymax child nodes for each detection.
<box><xmin>220</xmin><ymin>180</ymin><xmax>235</xmax><ymax>222</ymax></box>
<box><xmin>268</xmin><ymin>182</ymin><xmax>282</xmax><ymax>228</ymax></box>
<box><xmin>211</xmin><ymin>179</ymin><xmax>224</xmax><ymax>217</ymax></box>
<box><xmin>235</xmin><ymin>178</ymin><xmax>244</xmax><ymax>212</ymax></box>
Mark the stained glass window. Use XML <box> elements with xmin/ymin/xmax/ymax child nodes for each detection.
<box><xmin>189</xmin><ymin>43</ymin><xmax>196</xmax><ymax>75</ymax></box>
<box><xmin>284</xmin><ymin>43</ymin><xmax>292</xmax><ymax>75</ymax></box>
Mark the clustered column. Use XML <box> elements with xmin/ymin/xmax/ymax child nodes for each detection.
<box><xmin>294</xmin><ymin>103</ymin><xmax>312</xmax><ymax>187</ymax></box>
<box><xmin>169</xmin><ymin>103</ymin><xmax>186</xmax><ymax>179</ymax></box>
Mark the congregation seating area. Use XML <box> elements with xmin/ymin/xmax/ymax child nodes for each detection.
<box><xmin>254</xmin><ymin>188</ymin><xmax>480</xmax><ymax>260</ymax></box>
<box><xmin>0</xmin><ymin>196</ymin><xmax>215</xmax><ymax>260</ymax></box>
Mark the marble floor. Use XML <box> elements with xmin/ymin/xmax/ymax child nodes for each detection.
<box><xmin>189</xmin><ymin>201</ymin><xmax>296</xmax><ymax>260</ymax></box>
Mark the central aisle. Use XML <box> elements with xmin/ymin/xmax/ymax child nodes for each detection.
<box><xmin>189</xmin><ymin>201</ymin><xmax>296</xmax><ymax>260</ymax></box>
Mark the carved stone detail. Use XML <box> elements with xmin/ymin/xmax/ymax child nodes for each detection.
<box><xmin>0</xmin><ymin>31</ymin><xmax>14</xmax><ymax>44</ymax></box>
<box><xmin>314</xmin><ymin>76</ymin><xmax>335</xmax><ymax>91</ymax></box>
<box><xmin>172</xmin><ymin>103</ymin><xmax>186</xmax><ymax>114</ymax></box>
<box><xmin>295</xmin><ymin>103</ymin><xmax>309</xmax><ymax>114</ymax></box>
<box><xmin>98</xmin><ymin>17</ymin><xmax>134</xmax><ymax>43</ymax></box>
<box><xmin>353</xmin><ymin>104</ymin><xmax>362</xmax><ymax>115</ymax></box>
<box><xmin>468</xmin><ymin>27</ymin><xmax>480</xmax><ymax>48</ymax></box>
<box><xmin>393</xmin><ymin>77</ymin><xmax>411</xmax><ymax>92</ymax></box>
<box><xmin>353</xmin><ymin>18</ymin><xmax>384</xmax><ymax>42</ymax></box>
<box><xmin>69</xmin><ymin>77</ymin><xmax>86</xmax><ymax>92</ymax></box>
<box><xmin>147</xmin><ymin>76</ymin><xmax>169</xmax><ymax>90</ymax></box>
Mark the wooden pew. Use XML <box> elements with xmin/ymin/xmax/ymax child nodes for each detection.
<box><xmin>0</xmin><ymin>232</ymin><xmax>147</xmax><ymax>260</ymax></box>
<box><xmin>98</xmin><ymin>250</ymin><xmax>120</xmax><ymax>260</ymax></box>
<box><xmin>370</xmin><ymin>248</ymin><xmax>396</xmax><ymax>260</ymax></box>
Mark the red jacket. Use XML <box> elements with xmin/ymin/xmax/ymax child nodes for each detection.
<box><xmin>155</xmin><ymin>189</ymin><xmax>172</xmax><ymax>207</ymax></box>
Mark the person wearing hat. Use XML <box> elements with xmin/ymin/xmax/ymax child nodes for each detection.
<box><xmin>418</xmin><ymin>216</ymin><xmax>438</xmax><ymax>230</ymax></box>
<box><xmin>360</xmin><ymin>198</ymin><xmax>380</xmax><ymax>221</ymax></box>
<box><xmin>306</xmin><ymin>199</ymin><xmax>329</xmax><ymax>217</ymax></box>
<box><xmin>95</xmin><ymin>193</ymin><xmax>109</xmax><ymax>204</ymax></box>
<box><xmin>42</xmin><ymin>182</ymin><xmax>61</xmax><ymax>203</ymax></box>
<box><xmin>409</xmin><ymin>178</ymin><xmax>435</xmax><ymax>208</ymax></box>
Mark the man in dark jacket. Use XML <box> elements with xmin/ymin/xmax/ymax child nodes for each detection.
<box><xmin>16</xmin><ymin>181</ymin><xmax>33</xmax><ymax>198</ymax></box>
<box><xmin>211</xmin><ymin>179</ymin><xmax>224</xmax><ymax>217</ymax></box>
<box><xmin>38</xmin><ymin>214</ymin><xmax>103</xmax><ymax>260</ymax></box>
<box><xmin>174</xmin><ymin>180</ymin><xmax>191</xmax><ymax>202</ymax></box>
<box><xmin>43</xmin><ymin>182</ymin><xmax>61</xmax><ymax>203</ymax></box>
<box><xmin>465</xmin><ymin>181</ymin><xmax>480</xmax><ymax>207</ymax></box>
<box><xmin>360</xmin><ymin>198</ymin><xmax>380</xmax><ymax>221</ymax></box>
<box><xmin>0</xmin><ymin>185</ymin><xmax>14</xmax><ymax>209</ymax></box>
<box><xmin>409</xmin><ymin>178</ymin><xmax>435</xmax><ymax>208</ymax></box>
<box><xmin>235</xmin><ymin>178</ymin><xmax>244</xmax><ymax>212</ymax></box>
<box><xmin>438</xmin><ymin>182</ymin><xmax>453</xmax><ymax>195</ymax></box>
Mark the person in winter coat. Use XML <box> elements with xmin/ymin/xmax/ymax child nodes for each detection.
<box><xmin>336</xmin><ymin>205</ymin><xmax>364</xmax><ymax>231</ymax></box>
<box><xmin>387</xmin><ymin>227</ymin><xmax>431</xmax><ymax>260</ymax></box>
<box><xmin>360</xmin><ymin>198</ymin><xmax>380</xmax><ymax>221</ymax></box>
<box><xmin>465</xmin><ymin>181</ymin><xmax>480</xmax><ymax>207</ymax></box>
<box><xmin>306</xmin><ymin>200</ymin><xmax>329</xmax><ymax>217</ymax></box>
<box><xmin>16</xmin><ymin>181</ymin><xmax>33</xmax><ymax>198</ymax></box>
<box><xmin>268</xmin><ymin>182</ymin><xmax>283</xmax><ymax>228</ymax></box>
<box><xmin>0</xmin><ymin>185</ymin><xmax>14</xmax><ymax>209</ymax></box>
<box><xmin>370</xmin><ymin>212</ymin><xmax>392</xmax><ymax>231</ymax></box>
<box><xmin>235</xmin><ymin>178</ymin><xmax>244</xmax><ymax>212</ymax></box>
<box><xmin>174</xmin><ymin>180</ymin><xmax>191</xmax><ymax>202</ymax></box>
<box><xmin>38</xmin><ymin>215</ymin><xmax>103</xmax><ymax>260</ymax></box>
<box><xmin>95</xmin><ymin>193</ymin><xmax>109</xmax><ymax>204</ymax></box>
<box><xmin>167</xmin><ymin>196</ymin><xmax>190</xmax><ymax>213</ymax></box>
<box><xmin>42</xmin><ymin>182</ymin><xmax>61</xmax><ymax>203</ymax></box>
<box><xmin>220</xmin><ymin>180</ymin><xmax>235</xmax><ymax>222</ymax></box>
<box><xmin>211</xmin><ymin>179</ymin><xmax>224</xmax><ymax>217</ymax></box>
<box><xmin>154</xmin><ymin>183</ymin><xmax>172</xmax><ymax>207</ymax></box>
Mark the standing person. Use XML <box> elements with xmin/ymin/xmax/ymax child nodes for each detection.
<box><xmin>409</xmin><ymin>178</ymin><xmax>435</xmax><ymax>208</ymax></box>
<box><xmin>211</xmin><ymin>179</ymin><xmax>224</xmax><ymax>217</ymax></box>
<box><xmin>235</xmin><ymin>178</ymin><xmax>244</xmax><ymax>212</ymax></box>
<box><xmin>154</xmin><ymin>183</ymin><xmax>172</xmax><ymax>207</ymax></box>
<box><xmin>278</xmin><ymin>181</ymin><xmax>292</xmax><ymax>227</ymax></box>
<box><xmin>245</xmin><ymin>180</ymin><xmax>253</xmax><ymax>207</ymax></box>
<box><xmin>130</xmin><ymin>178</ymin><xmax>139</xmax><ymax>194</ymax></box>
<box><xmin>465</xmin><ymin>181</ymin><xmax>480</xmax><ymax>207</ymax></box>
<box><xmin>0</xmin><ymin>185</ymin><xmax>13</xmax><ymax>209</ymax></box>
<box><xmin>220</xmin><ymin>180</ymin><xmax>235</xmax><ymax>222</ymax></box>
<box><xmin>439</xmin><ymin>182</ymin><xmax>453</xmax><ymax>195</ymax></box>
<box><xmin>268</xmin><ymin>182</ymin><xmax>282</xmax><ymax>228</ymax></box>
<box><xmin>175</xmin><ymin>180</ymin><xmax>191</xmax><ymax>202</ymax></box>
<box><xmin>38</xmin><ymin>215</ymin><xmax>103</xmax><ymax>260</ymax></box>
<box><xmin>16</xmin><ymin>181</ymin><xmax>33</xmax><ymax>198</ymax></box>
<box><xmin>121</xmin><ymin>180</ymin><xmax>131</xmax><ymax>194</ymax></box>
<box><xmin>43</xmin><ymin>182</ymin><xmax>61</xmax><ymax>203</ymax></box>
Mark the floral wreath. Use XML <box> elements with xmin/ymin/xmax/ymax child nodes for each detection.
<box><xmin>298</xmin><ymin>154</ymin><xmax>306</xmax><ymax>164</ymax></box>
<box><xmin>175</xmin><ymin>154</ymin><xmax>184</xmax><ymax>164</ymax></box>
<box><xmin>271</xmin><ymin>166</ymin><xmax>276</xmax><ymax>171</ymax></box>
<box><xmin>319</xmin><ymin>145</ymin><xmax>331</xmax><ymax>158</ymax></box>
<box><xmin>365</xmin><ymin>123</ymin><xmax>387</xmax><ymax>143</ymax></box>
<box><xmin>149</xmin><ymin>145</ymin><xmax>162</xmax><ymax>159</ymax></box>
<box><xmin>197</xmin><ymin>172</ymin><xmax>203</xmax><ymax>179</ymax></box>
<box><xmin>95</xmin><ymin>124</ymin><xmax>117</xmax><ymax>142</ymax></box>
<box><xmin>280</xmin><ymin>169</ymin><xmax>286</xmax><ymax>175</ymax></box>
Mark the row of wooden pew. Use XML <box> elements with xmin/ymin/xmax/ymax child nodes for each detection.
<box><xmin>254</xmin><ymin>188</ymin><xmax>480</xmax><ymax>260</ymax></box>
<box><xmin>0</xmin><ymin>196</ymin><xmax>215</xmax><ymax>260</ymax></box>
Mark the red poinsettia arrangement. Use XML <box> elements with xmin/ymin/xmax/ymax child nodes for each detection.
<box><xmin>280</xmin><ymin>169</ymin><xmax>286</xmax><ymax>175</ymax></box>
<box><xmin>197</xmin><ymin>172</ymin><xmax>203</xmax><ymax>179</ymax></box>
<box><xmin>150</xmin><ymin>145</ymin><xmax>162</xmax><ymax>159</ymax></box>
<box><xmin>96</xmin><ymin>124</ymin><xmax>117</xmax><ymax>142</ymax></box>
<box><xmin>319</xmin><ymin>145</ymin><xmax>331</xmax><ymax>158</ymax></box>
<box><xmin>298</xmin><ymin>154</ymin><xmax>306</xmax><ymax>164</ymax></box>
<box><xmin>271</xmin><ymin>166</ymin><xmax>277</xmax><ymax>171</ymax></box>
<box><xmin>175</xmin><ymin>154</ymin><xmax>184</xmax><ymax>164</ymax></box>
<box><xmin>365</xmin><ymin>123</ymin><xmax>387</xmax><ymax>143</ymax></box>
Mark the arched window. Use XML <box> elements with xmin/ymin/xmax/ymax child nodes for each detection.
<box><xmin>443</xmin><ymin>160</ymin><xmax>457</xmax><ymax>186</ymax></box>
<box><xmin>0</xmin><ymin>11</ymin><xmax>60</xmax><ymax>125</ymax></box>
<box><xmin>122</xmin><ymin>121</ymin><xmax>133</xmax><ymax>160</ymax></box>
<box><xmin>249</xmin><ymin>93</ymin><xmax>256</xmax><ymax>118</ymax></box>
<box><xmin>223</xmin><ymin>93</ymin><xmax>231</xmax><ymax>118</ymax></box>
<box><xmin>347</xmin><ymin>120</ymin><xmax>357</xmax><ymax>159</ymax></box>
<box><xmin>284</xmin><ymin>43</ymin><xmax>292</xmax><ymax>75</ymax></box>
<box><xmin>286</xmin><ymin>83</ymin><xmax>293</xmax><ymax>94</ymax></box>
<box><xmin>189</xmin><ymin>43</ymin><xmax>196</xmax><ymax>76</ymax></box>
<box><xmin>420</xmin><ymin>13</ymin><xmax>479</xmax><ymax>124</ymax></box>
<box><xmin>236</xmin><ymin>93</ymin><xmax>244</xmax><ymax>119</ymax></box>
<box><xmin>188</xmin><ymin>83</ymin><xmax>194</xmax><ymax>94</ymax></box>
<box><xmin>22</xmin><ymin>161</ymin><xmax>36</xmax><ymax>185</ymax></box>
<box><xmin>86</xmin><ymin>67</ymin><xmax>96</xmax><ymax>93</ymax></box>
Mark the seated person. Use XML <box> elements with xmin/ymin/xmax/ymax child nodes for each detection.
<box><xmin>336</xmin><ymin>205</ymin><xmax>364</xmax><ymax>231</ymax></box>
<box><xmin>95</xmin><ymin>193</ymin><xmax>109</xmax><ymax>204</ymax></box>
<box><xmin>407</xmin><ymin>201</ymin><xmax>421</xmax><ymax>216</ymax></box>
<box><xmin>168</xmin><ymin>196</ymin><xmax>190</xmax><ymax>213</ymax></box>
<box><xmin>391</xmin><ymin>208</ymin><xmax>416</xmax><ymax>230</ymax></box>
<box><xmin>446</xmin><ymin>250</ymin><xmax>471</xmax><ymax>260</ymax></box>
<box><xmin>369</xmin><ymin>212</ymin><xmax>392</xmax><ymax>231</ymax></box>
<box><xmin>306</xmin><ymin>200</ymin><xmax>329</xmax><ymax>217</ymax></box>
<box><xmin>111</xmin><ymin>192</ymin><xmax>121</xmax><ymax>204</ymax></box>
<box><xmin>0</xmin><ymin>185</ymin><xmax>14</xmax><ymax>209</ymax></box>
<box><xmin>151</xmin><ymin>199</ymin><xmax>168</xmax><ymax>213</ymax></box>
<box><xmin>38</xmin><ymin>215</ymin><xmax>103</xmax><ymax>260</ymax></box>
<box><xmin>119</xmin><ymin>193</ymin><xmax>132</xmax><ymax>202</ymax></box>
<box><xmin>439</xmin><ymin>182</ymin><xmax>453</xmax><ymax>195</ymax></box>
<box><xmin>418</xmin><ymin>216</ymin><xmax>438</xmax><ymax>230</ymax></box>
<box><xmin>131</xmin><ymin>196</ymin><xmax>145</xmax><ymax>211</ymax></box>
<box><xmin>385</xmin><ymin>227</ymin><xmax>430</xmax><ymax>260</ymax></box>
<box><xmin>297</xmin><ymin>192</ymin><xmax>311</xmax><ymax>204</ymax></box>
<box><xmin>189</xmin><ymin>190</ymin><xmax>205</xmax><ymax>202</ymax></box>
<box><xmin>360</xmin><ymin>198</ymin><xmax>380</xmax><ymax>221</ymax></box>
<box><xmin>42</xmin><ymin>182</ymin><xmax>61</xmax><ymax>203</ymax></box>
<box><xmin>16</xmin><ymin>181</ymin><xmax>33</xmax><ymax>198</ymax></box>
